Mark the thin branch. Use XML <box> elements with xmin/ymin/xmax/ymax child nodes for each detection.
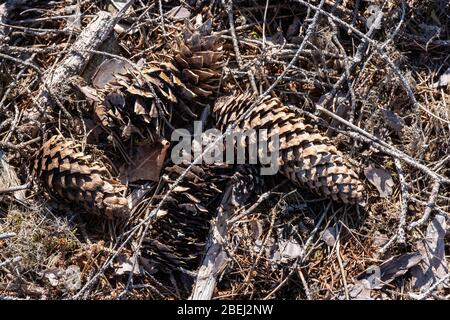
<box><xmin>0</xmin><ymin>232</ymin><xmax>16</xmax><ymax>241</ymax></box>
<box><xmin>394</xmin><ymin>158</ymin><xmax>408</xmax><ymax>244</ymax></box>
<box><xmin>223</xmin><ymin>0</ymin><xmax>258</xmax><ymax>94</ymax></box>
<box><xmin>410</xmin><ymin>272</ymin><xmax>450</xmax><ymax>300</ymax></box>
<box><xmin>0</xmin><ymin>183</ymin><xmax>30</xmax><ymax>194</ymax></box>
<box><xmin>294</xmin><ymin>0</ymin><xmax>450</xmax><ymax>125</ymax></box>
<box><xmin>315</xmin><ymin>105</ymin><xmax>450</xmax><ymax>184</ymax></box>
<box><xmin>0</xmin><ymin>137</ymin><xmax>41</xmax><ymax>151</ymax></box>
<box><xmin>408</xmin><ymin>180</ymin><xmax>441</xmax><ymax>230</ymax></box>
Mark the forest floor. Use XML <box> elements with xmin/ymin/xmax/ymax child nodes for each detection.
<box><xmin>0</xmin><ymin>0</ymin><xmax>449</xmax><ymax>300</ymax></box>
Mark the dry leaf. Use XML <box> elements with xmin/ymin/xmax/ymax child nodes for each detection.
<box><xmin>347</xmin><ymin>280</ymin><xmax>373</xmax><ymax>300</ymax></box>
<box><xmin>278</xmin><ymin>239</ymin><xmax>303</xmax><ymax>261</ymax></box>
<box><xmin>167</xmin><ymin>6</ymin><xmax>191</xmax><ymax>20</ymax></box>
<box><xmin>115</xmin><ymin>255</ymin><xmax>140</xmax><ymax>276</ymax></box>
<box><xmin>43</xmin><ymin>265</ymin><xmax>81</xmax><ymax>291</ymax></box>
<box><xmin>371</xmin><ymin>231</ymin><xmax>390</xmax><ymax>250</ymax></box>
<box><xmin>249</xmin><ymin>219</ymin><xmax>264</xmax><ymax>240</ymax></box>
<box><xmin>64</xmin><ymin>265</ymin><xmax>81</xmax><ymax>291</ymax></box>
<box><xmin>378</xmin><ymin>253</ymin><xmax>422</xmax><ymax>288</ymax></box>
<box><xmin>358</xmin><ymin>253</ymin><xmax>423</xmax><ymax>289</ymax></box>
<box><xmin>411</xmin><ymin>214</ymin><xmax>448</xmax><ymax>291</ymax></box>
<box><xmin>366</xmin><ymin>5</ymin><xmax>383</xmax><ymax>30</ymax></box>
<box><xmin>322</xmin><ymin>227</ymin><xmax>337</xmax><ymax>247</ymax></box>
<box><xmin>432</xmin><ymin>66</ymin><xmax>450</xmax><ymax>88</ymax></box>
<box><xmin>120</xmin><ymin>140</ymin><xmax>170</xmax><ymax>183</ymax></box>
<box><xmin>381</xmin><ymin>109</ymin><xmax>404</xmax><ymax>135</ymax></box>
<box><xmin>109</xmin><ymin>0</ymin><xmax>131</xmax><ymax>12</ymax></box>
<box><xmin>254</xmin><ymin>238</ymin><xmax>275</xmax><ymax>259</ymax></box>
<box><xmin>92</xmin><ymin>58</ymin><xmax>133</xmax><ymax>89</ymax></box>
<box><xmin>44</xmin><ymin>269</ymin><xmax>63</xmax><ymax>287</ymax></box>
<box><xmin>419</xmin><ymin>23</ymin><xmax>441</xmax><ymax>41</ymax></box>
<box><xmin>364</xmin><ymin>165</ymin><xmax>394</xmax><ymax>198</ymax></box>
<box><xmin>64</xmin><ymin>4</ymin><xmax>81</xmax><ymax>29</ymax></box>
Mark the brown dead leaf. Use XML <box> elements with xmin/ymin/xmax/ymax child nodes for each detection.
<box><xmin>92</xmin><ymin>58</ymin><xmax>133</xmax><ymax>89</ymax></box>
<box><xmin>357</xmin><ymin>253</ymin><xmax>423</xmax><ymax>290</ymax></box>
<box><xmin>381</xmin><ymin>109</ymin><xmax>404</xmax><ymax>135</ymax></box>
<box><xmin>120</xmin><ymin>140</ymin><xmax>170</xmax><ymax>183</ymax></box>
<box><xmin>364</xmin><ymin>164</ymin><xmax>394</xmax><ymax>198</ymax></box>
<box><xmin>411</xmin><ymin>214</ymin><xmax>448</xmax><ymax>291</ymax></box>
<box><xmin>167</xmin><ymin>5</ymin><xmax>191</xmax><ymax>21</ymax></box>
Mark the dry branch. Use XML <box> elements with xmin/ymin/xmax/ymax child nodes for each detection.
<box><xmin>315</xmin><ymin>105</ymin><xmax>450</xmax><ymax>184</ymax></box>
<box><xmin>394</xmin><ymin>158</ymin><xmax>408</xmax><ymax>244</ymax></box>
<box><xmin>0</xmin><ymin>232</ymin><xmax>16</xmax><ymax>240</ymax></box>
<box><xmin>30</xmin><ymin>0</ymin><xmax>134</xmax><ymax>118</ymax></box>
<box><xmin>36</xmin><ymin>11</ymin><xmax>114</xmax><ymax>112</ymax></box>
<box><xmin>0</xmin><ymin>0</ymin><xmax>449</xmax><ymax>301</ymax></box>
<box><xmin>190</xmin><ymin>186</ymin><xmax>233</xmax><ymax>300</ymax></box>
<box><xmin>408</xmin><ymin>180</ymin><xmax>441</xmax><ymax>230</ymax></box>
<box><xmin>0</xmin><ymin>183</ymin><xmax>29</xmax><ymax>194</ymax></box>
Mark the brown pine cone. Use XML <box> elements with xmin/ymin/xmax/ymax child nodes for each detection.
<box><xmin>142</xmin><ymin>161</ymin><xmax>232</xmax><ymax>273</ymax></box>
<box><xmin>93</xmin><ymin>18</ymin><xmax>224</xmax><ymax>139</ymax></box>
<box><xmin>32</xmin><ymin>135</ymin><xmax>129</xmax><ymax>219</ymax></box>
<box><xmin>213</xmin><ymin>92</ymin><xmax>365</xmax><ymax>205</ymax></box>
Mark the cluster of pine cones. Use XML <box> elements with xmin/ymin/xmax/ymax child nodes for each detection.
<box><xmin>31</xmin><ymin>15</ymin><xmax>365</xmax><ymax>274</ymax></box>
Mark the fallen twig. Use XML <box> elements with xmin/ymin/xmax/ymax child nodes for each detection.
<box><xmin>335</xmin><ymin>226</ymin><xmax>350</xmax><ymax>300</ymax></box>
<box><xmin>190</xmin><ymin>185</ymin><xmax>233</xmax><ymax>300</ymax></box>
<box><xmin>295</xmin><ymin>0</ymin><xmax>450</xmax><ymax>125</ymax></box>
<box><xmin>0</xmin><ymin>232</ymin><xmax>16</xmax><ymax>241</ymax></box>
<box><xmin>0</xmin><ymin>256</ymin><xmax>21</xmax><ymax>268</ymax></box>
<box><xmin>0</xmin><ymin>183</ymin><xmax>30</xmax><ymax>194</ymax></box>
<box><xmin>32</xmin><ymin>1</ymin><xmax>135</xmax><ymax>119</ymax></box>
<box><xmin>0</xmin><ymin>137</ymin><xmax>41</xmax><ymax>152</ymax></box>
<box><xmin>35</xmin><ymin>11</ymin><xmax>113</xmax><ymax>113</ymax></box>
<box><xmin>394</xmin><ymin>158</ymin><xmax>409</xmax><ymax>244</ymax></box>
<box><xmin>0</xmin><ymin>0</ymin><xmax>36</xmax><ymax>45</ymax></box>
<box><xmin>410</xmin><ymin>272</ymin><xmax>450</xmax><ymax>300</ymax></box>
<box><xmin>223</xmin><ymin>0</ymin><xmax>258</xmax><ymax>94</ymax></box>
<box><xmin>316</xmin><ymin>105</ymin><xmax>450</xmax><ymax>184</ymax></box>
<box><xmin>408</xmin><ymin>180</ymin><xmax>441</xmax><ymax>230</ymax></box>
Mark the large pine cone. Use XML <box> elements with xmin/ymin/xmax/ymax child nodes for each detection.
<box><xmin>94</xmin><ymin>18</ymin><xmax>224</xmax><ymax>139</ymax></box>
<box><xmin>32</xmin><ymin>135</ymin><xmax>129</xmax><ymax>219</ymax></box>
<box><xmin>142</xmin><ymin>162</ymin><xmax>232</xmax><ymax>273</ymax></box>
<box><xmin>213</xmin><ymin>92</ymin><xmax>365</xmax><ymax>205</ymax></box>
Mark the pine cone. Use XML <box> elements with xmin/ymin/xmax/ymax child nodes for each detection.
<box><xmin>231</xmin><ymin>165</ymin><xmax>263</xmax><ymax>206</ymax></box>
<box><xmin>32</xmin><ymin>135</ymin><xmax>129</xmax><ymax>219</ymax></box>
<box><xmin>142</xmin><ymin>162</ymin><xmax>232</xmax><ymax>273</ymax></box>
<box><xmin>213</xmin><ymin>92</ymin><xmax>365</xmax><ymax>205</ymax></box>
<box><xmin>94</xmin><ymin>18</ymin><xmax>224</xmax><ymax>139</ymax></box>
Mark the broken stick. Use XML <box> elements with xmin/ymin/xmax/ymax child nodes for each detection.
<box><xmin>190</xmin><ymin>186</ymin><xmax>233</xmax><ymax>300</ymax></box>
